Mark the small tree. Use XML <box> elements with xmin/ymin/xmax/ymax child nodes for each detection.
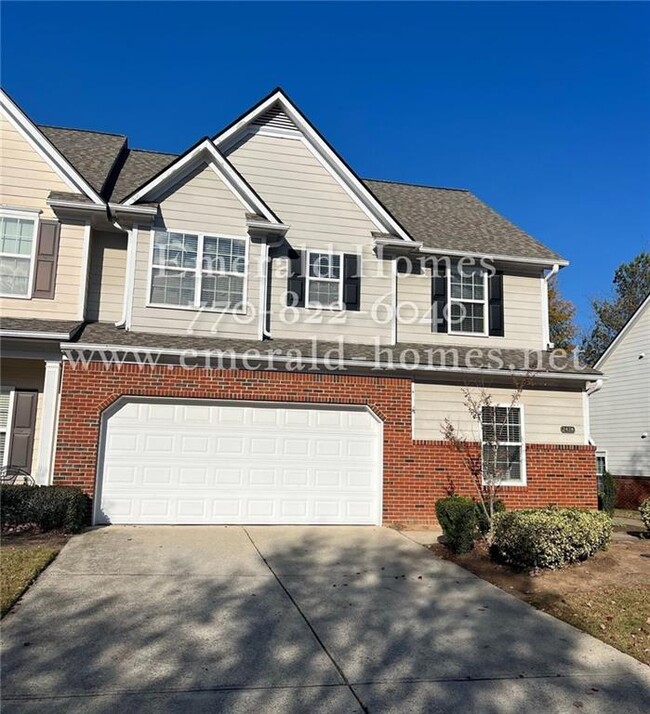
<box><xmin>441</xmin><ymin>383</ymin><xmax>525</xmax><ymax>545</ymax></box>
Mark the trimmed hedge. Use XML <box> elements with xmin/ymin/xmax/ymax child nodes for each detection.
<box><xmin>435</xmin><ymin>495</ymin><xmax>477</xmax><ymax>554</ymax></box>
<box><xmin>0</xmin><ymin>485</ymin><xmax>90</xmax><ymax>533</ymax></box>
<box><xmin>640</xmin><ymin>498</ymin><xmax>650</xmax><ymax>531</ymax></box>
<box><xmin>492</xmin><ymin>508</ymin><xmax>612</xmax><ymax>571</ymax></box>
<box><xmin>598</xmin><ymin>471</ymin><xmax>616</xmax><ymax>517</ymax></box>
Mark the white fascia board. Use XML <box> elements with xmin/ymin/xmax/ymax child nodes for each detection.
<box><xmin>1</xmin><ymin>90</ymin><xmax>104</xmax><ymax>205</ymax></box>
<box><xmin>61</xmin><ymin>341</ymin><xmax>594</xmax><ymax>382</ymax></box>
<box><xmin>1</xmin><ymin>330</ymin><xmax>73</xmax><ymax>340</ymax></box>
<box><xmin>418</xmin><ymin>245</ymin><xmax>569</xmax><ymax>269</ymax></box>
<box><xmin>46</xmin><ymin>198</ymin><xmax>105</xmax><ymax>212</ymax></box>
<box><xmin>122</xmin><ymin>139</ymin><xmax>280</xmax><ymax>225</ymax></box>
<box><xmin>214</xmin><ymin>90</ymin><xmax>414</xmax><ymax>242</ymax></box>
<box><xmin>594</xmin><ymin>293</ymin><xmax>650</xmax><ymax>369</ymax></box>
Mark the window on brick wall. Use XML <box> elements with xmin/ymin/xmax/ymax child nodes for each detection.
<box><xmin>481</xmin><ymin>405</ymin><xmax>526</xmax><ymax>485</ymax></box>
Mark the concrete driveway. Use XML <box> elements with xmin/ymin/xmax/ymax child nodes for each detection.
<box><xmin>1</xmin><ymin>526</ymin><xmax>648</xmax><ymax>713</ymax></box>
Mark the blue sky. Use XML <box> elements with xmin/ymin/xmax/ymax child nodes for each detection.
<box><xmin>2</xmin><ymin>2</ymin><xmax>648</xmax><ymax>329</ymax></box>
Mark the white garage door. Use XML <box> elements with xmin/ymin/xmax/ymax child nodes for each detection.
<box><xmin>97</xmin><ymin>399</ymin><xmax>382</xmax><ymax>525</ymax></box>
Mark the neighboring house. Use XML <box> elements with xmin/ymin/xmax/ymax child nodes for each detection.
<box><xmin>0</xmin><ymin>87</ymin><xmax>599</xmax><ymax>526</ymax></box>
<box><xmin>589</xmin><ymin>294</ymin><xmax>650</xmax><ymax>508</ymax></box>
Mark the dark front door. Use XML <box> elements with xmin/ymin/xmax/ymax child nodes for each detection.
<box><xmin>8</xmin><ymin>391</ymin><xmax>38</xmax><ymax>472</ymax></box>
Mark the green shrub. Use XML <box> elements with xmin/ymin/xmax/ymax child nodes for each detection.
<box><xmin>475</xmin><ymin>499</ymin><xmax>506</xmax><ymax>536</ymax></box>
<box><xmin>598</xmin><ymin>471</ymin><xmax>617</xmax><ymax>516</ymax></box>
<box><xmin>435</xmin><ymin>495</ymin><xmax>477</xmax><ymax>554</ymax></box>
<box><xmin>640</xmin><ymin>498</ymin><xmax>650</xmax><ymax>531</ymax></box>
<box><xmin>0</xmin><ymin>485</ymin><xmax>90</xmax><ymax>533</ymax></box>
<box><xmin>492</xmin><ymin>507</ymin><xmax>612</xmax><ymax>571</ymax></box>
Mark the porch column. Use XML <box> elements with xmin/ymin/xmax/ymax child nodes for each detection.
<box><xmin>35</xmin><ymin>360</ymin><xmax>62</xmax><ymax>485</ymax></box>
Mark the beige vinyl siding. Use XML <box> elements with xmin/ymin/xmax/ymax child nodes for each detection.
<box><xmin>1</xmin><ymin>359</ymin><xmax>45</xmax><ymax>476</ymax></box>
<box><xmin>590</xmin><ymin>302</ymin><xmax>650</xmax><ymax>476</ymax></box>
<box><xmin>0</xmin><ymin>114</ymin><xmax>71</xmax><ymax>218</ymax></box>
<box><xmin>397</xmin><ymin>269</ymin><xmax>544</xmax><ymax>350</ymax></box>
<box><xmin>228</xmin><ymin>132</ymin><xmax>393</xmax><ymax>344</ymax></box>
<box><xmin>0</xmin><ymin>221</ymin><xmax>85</xmax><ymax>319</ymax></box>
<box><xmin>86</xmin><ymin>230</ymin><xmax>127</xmax><ymax>323</ymax></box>
<box><xmin>129</xmin><ymin>163</ymin><xmax>259</xmax><ymax>338</ymax></box>
<box><xmin>413</xmin><ymin>382</ymin><xmax>585</xmax><ymax>445</ymax></box>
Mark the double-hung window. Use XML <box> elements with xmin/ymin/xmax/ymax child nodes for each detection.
<box><xmin>150</xmin><ymin>230</ymin><xmax>246</xmax><ymax>311</ymax></box>
<box><xmin>449</xmin><ymin>266</ymin><xmax>487</xmax><ymax>334</ymax></box>
<box><xmin>481</xmin><ymin>405</ymin><xmax>525</xmax><ymax>484</ymax></box>
<box><xmin>0</xmin><ymin>213</ymin><xmax>37</xmax><ymax>297</ymax></box>
<box><xmin>306</xmin><ymin>251</ymin><xmax>342</xmax><ymax>308</ymax></box>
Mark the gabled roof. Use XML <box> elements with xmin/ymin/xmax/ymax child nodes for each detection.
<box><xmin>121</xmin><ymin>137</ymin><xmax>283</xmax><ymax>225</ymax></box>
<box><xmin>364</xmin><ymin>179</ymin><xmax>567</xmax><ymax>264</ymax></box>
<box><xmin>109</xmin><ymin>148</ymin><xmax>177</xmax><ymax>203</ymax></box>
<box><xmin>38</xmin><ymin>125</ymin><xmax>126</xmax><ymax>195</ymax></box>
<box><xmin>213</xmin><ymin>87</ymin><xmax>413</xmax><ymax>242</ymax></box>
<box><xmin>0</xmin><ymin>89</ymin><xmax>104</xmax><ymax>205</ymax></box>
<box><xmin>594</xmin><ymin>292</ymin><xmax>650</xmax><ymax>369</ymax></box>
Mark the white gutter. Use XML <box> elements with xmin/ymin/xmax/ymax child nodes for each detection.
<box><xmin>1</xmin><ymin>331</ymin><xmax>73</xmax><ymax>340</ymax></box>
<box><xmin>374</xmin><ymin>238</ymin><xmax>569</xmax><ymax>268</ymax></box>
<box><xmin>60</xmin><ymin>340</ymin><xmax>596</xmax><ymax>382</ymax></box>
<box><xmin>247</xmin><ymin>220</ymin><xmax>290</xmax><ymax>232</ymax></box>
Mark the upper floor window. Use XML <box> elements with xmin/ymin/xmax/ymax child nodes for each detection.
<box><xmin>449</xmin><ymin>266</ymin><xmax>487</xmax><ymax>335</ymax></box>
<box><xmin>0</xmin><ymin>214</ymin><xmax>37</xmax><ymax>297</ymax></box>
<box><xmin>306</xmin><ymin>251</ymin><xmax>342</xmax><ymax>308</ymax></box>
<box><xmin>481</xmin><ymin>405</ymin><xmax>525</xmax><ymax>485</ymax></box>
<box><xmin>149</xmin><ymin>230</ymin><xmax>247</xmax><ymax>311</ymax></box>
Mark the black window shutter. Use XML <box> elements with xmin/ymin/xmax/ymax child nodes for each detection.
<box><xmin>431</xmin><ymin>266</ymin><xmax>448</xmax><ymax>333</ymax></box>
<box><xmin>32</xmin><ymin>220</ymin><xmax>61</xmax><ymax>299</ymax></box>
<box><xmin>488</xmin><ymin>272</ymin><xmax>504</xmax><ymax>336</ymax></box>
<box><xmin>286</xmin><ymin>249</ymin><xmax>305</xmax><ymax>307</ymax></box>
<box><xmin>343</xmin><ymin>254</ymin><xmax>361</xmax><ymax>311</ymax></box>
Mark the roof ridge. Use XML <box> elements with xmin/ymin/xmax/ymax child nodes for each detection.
<box><xmin>128</xmin><ymin>147</ymin><xmax>178</xmax><ymax>157</ymax></box>
<box><xmin>364</xmin><ymin>177</ymin><xmax>470</xmax><ymax>193</ymax></box>
<box><xmin>37</xmin><ymin>123</ymin><xmax>127</xmax><ymax>139</ymax></box>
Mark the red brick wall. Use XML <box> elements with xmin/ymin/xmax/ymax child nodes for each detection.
<box><xmin>54</xmin><ymin>362</ymin><xmax>598</xmax><ymax>525</ymax></box>
<box><xmin>614</xmin><ymin>476</ymin><xmax>650</xmax><ymax>510</ymax></box>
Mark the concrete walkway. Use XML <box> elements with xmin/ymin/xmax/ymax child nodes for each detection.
<box><xmin>1</xmin><ymin>526</ymin><xmax>648</xmax><ymax>713</ymax></box>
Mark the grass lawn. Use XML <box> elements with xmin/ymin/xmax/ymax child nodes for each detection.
<box><xmin>1</xmin><ymin>532</ymin><xmax>68</xmax><ymax>617</ymax></box>
<box><xmin>430</xmin><ymin>536</ymin><xmax>650</xmax><ymax>664</ymax></box>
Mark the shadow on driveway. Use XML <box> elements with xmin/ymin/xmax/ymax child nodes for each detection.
<box><xmin>1</xmin><ymin>526</ymin><xmax>648</xmax><ymax>713</ymax></box>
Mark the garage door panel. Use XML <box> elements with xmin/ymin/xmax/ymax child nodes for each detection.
<box><xmin>98</xmin><ymin>401</ymin><xmax>381</xmax><ymax>525</ymax></box>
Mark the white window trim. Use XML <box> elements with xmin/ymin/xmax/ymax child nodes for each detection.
<box><xmin>305</xmin><ymin>250</ymin><xmax>344</xmax><ymax>310</ymax></box>
<box><xmin>481</xmin><ymin>403</ymin><xmax>527</xmax><ymax>487</ymax></box>
<box><xmin>0</xmin><ymin>386</ymin><xmax>16</xmax><ymax>467</ymax></box>
<box><xmin>0</xmin><ymin>208</ymin><xmax>40</xmax><ymax>300</ymax></box>
<box><xmin>146</xmin><ymin>228</ymin><xmax>249</xmax><ymax>314</ymax></box>
<box><xmin>595</xmin><ymin>450</ymin><xmax>608</xmax><ymax>475</ymax></box>
<box><xmin>447</xmin><ymin>266</ymin><xmax>489</xmax><ymax>337</ymax></box>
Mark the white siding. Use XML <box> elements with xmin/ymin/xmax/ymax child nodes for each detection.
<box><xmin>590</xmin><ymin>302</ymin><xmax>650</xmax><ymax>477</ymax></box>
<box><xmin>86</xmin><ymin>230</ymin><xmax>127</xmax><ymax>323</ymax></box>
<box><xmin>414</xmin><ymin>382</ymin><xmax>586</xmax><ymax>445</ymax></box>
<box><xmin>228</xmin><ymin>132</ymin><xmax>393</xmax><ymax>343</ymax></box>
<box><xmin>397</xmin><ymin>269</ymin><xmax>544</xmax><ymax>350</ymax></box>
<box><xmin>0</xmin><ymin>359</ymin><xmax>45</xmax><ymax>476</ymax></box>
<box><xmin>129</xmin><ymin>164</ymin><xmax>259</xmax><ymax>338</ymax></box>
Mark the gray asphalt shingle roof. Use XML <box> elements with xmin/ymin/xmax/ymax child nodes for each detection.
<box><xmin>364</xmin><ymin>179</ymin><xmax>565</xmax><ymax>262</ymax></box>
<box><xmin>109</xmin><ymin>148</ymin><xmax>177</xmax><ymax>202</ymax></box>
<box><xmin>36</xmin><ymin>122</ymin><xmax>566</xmax><ymax>262</ymax></box>
<box><xmin>0</xmin><ymin>317</ymin><xmax>84</xmax><ymax>338</ymax></box>
<box><xmin>71</xmin><ymin>322</ymin><xmax>598</xmax><ymax>377</ymax></box>
<box><xmin>38</xmin><ymin>125</ymin><xmax>126</xmax><ymax>195</ymax></box>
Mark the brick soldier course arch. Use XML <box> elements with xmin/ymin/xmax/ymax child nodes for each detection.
<box><xmin>53</xmin><ymin>362</ymin><xmax>598</xmax><ymax>525</ymax></box>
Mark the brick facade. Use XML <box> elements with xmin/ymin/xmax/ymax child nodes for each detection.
<box><xmin>613</xmin><ymin>476</ymin><xmax>650</xmax><ymax>510</ymax></box>
<box><xmin>54</xmin><ymin>361</ymin><xmax>598</xmax><ymax>525</ymax></box>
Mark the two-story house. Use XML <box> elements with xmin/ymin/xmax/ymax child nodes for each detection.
<box><xmin>0</xmin><ymin>87</ymin><xmax>599</xmax><ymax>526</ymax></box>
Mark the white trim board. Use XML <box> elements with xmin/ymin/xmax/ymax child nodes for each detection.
<box><xmin>0</xmin><ymin>89</ymin><xmax>104</xmax><ymax>205</ymax></box>
<box><xmin>214</xmin><ymin>89</ymin><xmax>413</xmax><ymax>242</ymax></box>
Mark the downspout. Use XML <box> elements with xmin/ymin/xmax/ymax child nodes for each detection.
<box><xmin>542</xmin><ymin>263</ymin><xmax>560</xmax><ymax>349</ymax></box>
<box><xmin>261</xmin><ymin>234</ymin><xmax>285</xmax><ymax>339</ymax></box>
<box><xmin>585</xmin><ymin>378</ymin><xmax>604</xmax><ymax>446</ymax></box>
<box><xmin>109</xmin><ymin>204</ymin><xmax>134</xmax><ymax>329</ymax></box>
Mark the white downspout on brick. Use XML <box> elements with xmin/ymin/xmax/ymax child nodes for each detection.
<box><xmin>35</xmin><ymin>360</ymin><xmax>62</xmax><ymax>485</ymax></box>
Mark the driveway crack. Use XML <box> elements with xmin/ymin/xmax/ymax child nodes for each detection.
<box><xmin>243</xmin><ymin>527</ymin><xmax>368</xmax><ymax>714</ymax></box>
